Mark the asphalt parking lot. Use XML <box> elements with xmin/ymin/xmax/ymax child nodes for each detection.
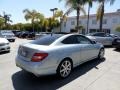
<box><xmin>0</xmin><ymin>38</ymin><xmax>120</xmax><ymax>90</ymax></box>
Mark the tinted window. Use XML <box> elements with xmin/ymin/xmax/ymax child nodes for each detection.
<box><xmin>93</xmin><ymin>33</ymin><xmax>105</xmax><ymax>37</ymax></box>
<box><xmin>31</xmin><ymin>34</ymin><xmax>63</xmax><ymax>45</ymax></box>
<box><xmin>62</xmin><ymin>35</ymin><xmax>92</xmax><ymax>44</ymax></box>
<box><xmin>62</xmin><ymin>35</ymin><xmax>78</xmax><ymax>44</ymax></box>
<box><xmin>76</xmin><ymin>36</ymin><xmax>92</xmax><ymax>44</ymax></box>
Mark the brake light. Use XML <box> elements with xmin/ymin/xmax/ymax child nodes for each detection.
<box><xmin>31</xmin><ymin>53</ymin><xmax>48</xmax><ymax>62</ymax></box>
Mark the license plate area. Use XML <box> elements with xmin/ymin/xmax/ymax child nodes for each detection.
<box><xmin>19</xmin><ymin>47</ymin><xmax>27</xmax><ymax>57</ymax></box>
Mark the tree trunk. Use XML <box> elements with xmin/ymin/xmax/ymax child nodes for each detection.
<box><xmin>99</xmin><ymin>2</ymin><xmax>104</xmax><ymax>32</ymax></box>
<box><xmin>32</xmin><ymin>22</ymin><xmax>34</xmax><ymax>32</ymax></box>
<box><xmin>87</xmin><ymin>4</ymin><xmax>90</xmax><ymax>34</ymax></box>
<box><xmin>76</xmin><ymin>7</ymin><xmax>80</xmax><ymax>33</ymax></box>
<box><xmin>32</xmin><ymin>19</ymin><xmax>34</xmax><ymax>32</ymax></box>
<box><xmin>60</xmin><ymin>18</ymin><xmax>62</xmax><ymax>32</ymax></box>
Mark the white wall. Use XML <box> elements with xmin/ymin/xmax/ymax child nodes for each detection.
<box><xmin>61</xmin><ymin>11</ymin><xmax>120</xmax><ymax>36</ymax></box>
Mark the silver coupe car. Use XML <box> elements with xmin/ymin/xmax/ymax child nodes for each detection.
<box><xmin>16</xmin><ymin>34</ymin><xmax>104</xmax><ymax>78</ymax></box>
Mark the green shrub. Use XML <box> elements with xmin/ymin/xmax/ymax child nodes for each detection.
<box><xmin>116</xmin><ymin>25</ymin><xmax>120</xmax><ymax>32</ymax></box>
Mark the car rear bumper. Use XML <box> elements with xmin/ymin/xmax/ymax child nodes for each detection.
<box><xmin>0</xmin><ymin>45</ymin><xmax>10</xmax><ymax>52</ymax></box>
<box><xmin>16</xmin><ymin>55</ymin><xmax>56</xmax><ymax>76</ymax></box>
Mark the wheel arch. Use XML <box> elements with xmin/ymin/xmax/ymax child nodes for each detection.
<box><xmin>56</xmin><ymin>57</ymin><xmax>73</xmax><ymax>71</ymax></box>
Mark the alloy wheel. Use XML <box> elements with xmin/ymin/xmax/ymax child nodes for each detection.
<box><xmin>99</xmin><ymin>49</ymin><xmax>105</xmax><ymax>59</ymax></box>
<box><xmin>58</xmin><ymin>60</ymin><xmax>72</xmax><ymax>78</ymax></box>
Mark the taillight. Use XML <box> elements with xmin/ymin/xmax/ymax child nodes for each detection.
<box><xmin>31</xmin><ymin>53</ymin><xmax>48</xmax><ymax>62</ymax></box>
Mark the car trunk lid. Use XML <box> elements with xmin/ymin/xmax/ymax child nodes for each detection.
<box><xmin>18</xmin><ymin>43</ymin><xmax>49</xmax><ymax>61</ymax></box>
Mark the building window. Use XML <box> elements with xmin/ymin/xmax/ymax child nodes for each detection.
<box><xmin>71</xmin><ymin>21</ymin><xmax>75</xmax><ymax>25</ymax></box>
<box><xmin>92</xmin><ymin>19</ymin><xmax>97</xmax><ymax>24</ymax></box>
<box><xmin>103</xmin><ymin>19</ymin><xmax>107</xmax><ymax>24</ymax></box>
<box><xmin>64</xmin><ymin>22</ymin><xmax>66</xmax><ymax>27</ymax></box>
<box><xmin>79</xmin><ymin>21</ymin><xmax>82</xmax><ymax>24</ymax></box>
<box><xmin>112</xmin><ymin>18</ymin><xmax>117</xmax><ymax>23</ymax></box>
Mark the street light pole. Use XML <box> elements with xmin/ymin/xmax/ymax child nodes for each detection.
<box><xmin>50</xmin><ymin>8</ymin><xmax>58</xmax><ymax>33</ymax></box>
<box><xmin>50</xmin><ymin>8</ymin><xmax>58</xmax><ymax>17</ymax></box>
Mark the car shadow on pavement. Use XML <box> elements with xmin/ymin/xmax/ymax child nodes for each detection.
<box><xmin>113</xmin><ymin>48</ymin><xmax>120</xmax><ymax>52</ymax></box>
<box><xmin>104</xmin><ymin>46</ymin><xmax>113</xmax><ymax>48</ymax></box>
<box><xmin>12</xmin><ymin>58</ymin><xmax>105</xmax><ymax>90</ymax></box>
<box><xmin>0</xmin><ymin>51</ymin><xmax>10</xmax><ymax>55</ymax></box>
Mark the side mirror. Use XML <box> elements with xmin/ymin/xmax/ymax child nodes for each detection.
<box><xmin>92</xmin><ymin>41</ymin><xmax>96</xmax><ymax>44</ymax></box>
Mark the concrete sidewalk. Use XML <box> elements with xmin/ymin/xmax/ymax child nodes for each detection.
<box><xmin>58</xmin><ymin>48</ymin><xmax>120</xmax><ymax>90</ymax></box>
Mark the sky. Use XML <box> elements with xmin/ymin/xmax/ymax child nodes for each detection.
<box><xmin>0</xmin><ymin>0</ymin><xmax>120</xmax><ymax>24</ymax></box>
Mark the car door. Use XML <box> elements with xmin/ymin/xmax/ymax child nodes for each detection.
<box><xmin>76</xmin><ymin>35</ymin><xmax>98</xmax><ymax>62</ymax></box>
<box><xmin>93</xmin><ymin>33</ymin><xmax>107</xmax><ymax>45</ymax></box>
<box><xmin>61</xmin><ymin>35</ymin><xmax>83</xmax><ymax>66</ymax></box>
<box><xmin>95</xmin><ymin>33</ymin><xmax>113</xmax><ymax>45</ymax></box>
<box><xmin>103</xmin><ymin>34</ymin><xmax>114</xmax><ymax>45</ymax></box>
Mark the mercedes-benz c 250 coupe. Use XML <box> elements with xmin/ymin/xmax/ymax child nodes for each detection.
<box><xmin>16</xmin><ymin>34</ymin><xmax>104</xmax><ymax>78</ymax></box>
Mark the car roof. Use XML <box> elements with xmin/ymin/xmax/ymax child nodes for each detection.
<box><xmin>87</xmin><ymin>32</ymin><xmax>105</xmax><ymax>35</ymax></box>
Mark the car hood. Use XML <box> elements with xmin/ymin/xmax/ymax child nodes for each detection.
<box><xmin>0</xmin><ymin>37</ymin><xmax>9</xmax><ymax>43</ymax></box>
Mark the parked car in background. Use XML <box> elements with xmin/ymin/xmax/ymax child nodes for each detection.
<box><xmin>0</xmin><ymin>30</ymin><xmax>16</xmax><ymax>42</ymax></box>
<box><xmin>12</xmin><ymin>30</ymin><xmax>21</xmax><ymax>37</ymax></box>
<box><xmin>19</xmin><ymin>31</ymin><xmax>35</xmax><ymax>39</ymax></box>
<box><xmin>0</xmin><ymin>36</ymin><xmax>10</xmax><ymax>53</ymax></box>
<box><xmin>86</xmin><ymin>32</ymin><xmax>114</xmax><ymax>46</ymax></box>
<box><xmin>113</xmin><ymin>38</ymin><xmax>120</xmax><ymax>50</ymax></box>
<box><xmin>35</xmin><ymin>32</ymin><xmax>69</xmax><ymax>39</ymax></box>
<box><xmin>27</xmin><ymin>32</ymin><xmax>35</xmax><ymax>39</ymax></box>
<box><xmin>35</xmin><ymin>32</ymin><xmax>51</xmax><ymax>39</ymax></box>
<box><xmin>110</xmin><ymin>34</ymin><xmax>120</xmax><ymax>39</ymax></box>
<box><xmin>19</xmin><ymin>31</ymin><xmax>29</xmax><ymax>38</ymax></box>
<box><xmin>16</xmin><ymin>34</ymin><xmax>104</xmax><ymax>78</ymax></box>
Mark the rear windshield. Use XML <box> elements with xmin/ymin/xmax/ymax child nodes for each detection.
<box><xmin>31</xmin><ymin>34</ymin><xmax>63</xmax><ymax>45</ymax></box>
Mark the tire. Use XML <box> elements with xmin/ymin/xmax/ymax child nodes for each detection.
<box><xmin>57</xmin><ymin>59</ymin><xmax>72</xmax><ymax>78</ymax></box>
<box><xmin>6</xmin><ymin>50</ymin><xmax>10</xmax><ymax>53</ymax></box>
<box><xmin>98</xmin><ymin>48</ymin><xmax>105</xmax><ymax>59</ymax></box>
<box><xmin>12</xmin><ymin>39</ymin><xmax>15</xmax><ymax>42</ymax></box>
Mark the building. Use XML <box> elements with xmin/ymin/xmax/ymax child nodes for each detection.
<box><xmin>61</xmin><ymin>9</ymin><xmax>120</xmax><ymax>36</ymax></box>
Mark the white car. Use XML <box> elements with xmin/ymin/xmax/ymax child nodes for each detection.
<box><xmin>16</xmin><ymin>34</ymin><xmax>104</xmax><ymax>78</ymax></box>
<box><xmin>0</xmin><ymin>37</ymin><xmax>10</xmax><ymax>52</ymax></box>
<box><xmin>0</xmin><ymin>30</ymin><xmax>16</xmax><ymax>42</ymax></box>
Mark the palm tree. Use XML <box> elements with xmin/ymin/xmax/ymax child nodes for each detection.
<box><xmin>43</xmin><ymin>19</ymin><xmax>49</xmax><ymax>32</ymax></box>
<box><xmin>96</xmin><ymin>0</ymin><xmax>116</xmax><ymax>32</ymax></box>
<box><xmin>0</xmin><ymin>17</ymin><xmax>5</xmax><ymax>29</ymax></box>
<box><xmin>48</xmin><ymin>17</ymin><xmax>60</xmax><ymax>32</ymax></box>
<box><xmin>86</xmin><ymin>0</ymin><xmax>93</xmax><ymax>34</ymax></box>
<box><xmin>0</xmin><ymin>12</ymin><xmax>12</xmax><ymax>29</ymax></box>
<box><xmin>59</xmin><ymin>0</ymin><xmax>87</xmax><ymax>32</ymax></box>
<box><xmin>54</xmin><ymin>10</ymin><xmax>68</xmax><ymax>32</ymax></box>
<box><xmin>23</xmin><ymin>9</ymin><xmax>44</xmax><ymax>32</ymax></box>
<box><xmin>39</xmin><ymin>18</ymin><xmax>49</xmax><ymax>32</ymax></box>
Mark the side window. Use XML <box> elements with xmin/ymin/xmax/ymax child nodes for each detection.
<box><xmin>93</xmin><ymin>33</ymin><xmax>105</xmax><ymax>37</ymax></box>
<box><xmin>62</xmin><ymin>35</ymin><xmax>78</xmax><ymax>44</ymax></box>
<box><xmin>71</xmin><ymin>21</ymin><xmax>75</xmax><ymax>25</ymax></box>
<box><xmin>76</xmin><ymin>36</ymin><xmax>92</xmax><ymax>44</ymax></box>
<box><xmin>105</xmin><ymin>34</ymin><xmax>111</xmax><ymax>37</ymax></box>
